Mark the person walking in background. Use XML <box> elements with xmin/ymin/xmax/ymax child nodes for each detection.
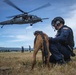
<box><xmin>21</xmin><ymin>46</ymin><xmax>24</xmax><ymax>53</ymax></box>
<box><xmin>29</xmin><ymin>45</ymin><xmax>31</xmax><ymax>52</ymax></box>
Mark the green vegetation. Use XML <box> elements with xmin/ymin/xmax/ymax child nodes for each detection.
<box><xmin>0</xmin><ymin>50</ymin><xmax>76</xmax><ymax>75</ymax></box>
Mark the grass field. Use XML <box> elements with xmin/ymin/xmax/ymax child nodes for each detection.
<box><xmin>0</xmin><ymin>50</ymin><xmax>76</xmax><ymax>75</ymax></box>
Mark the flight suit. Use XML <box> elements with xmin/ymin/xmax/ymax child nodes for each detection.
<box><xmin>49</xmin><ymin>25</ymin><xmax>74</xmax><ymax>63</ymax></box>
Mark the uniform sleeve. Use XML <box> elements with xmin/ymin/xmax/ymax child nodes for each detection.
<box><xmin>51</xmin><ymin>28</ymin><xmax>70</xmax><ymax>43</ymax></box>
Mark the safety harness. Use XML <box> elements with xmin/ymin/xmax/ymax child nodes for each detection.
<box><xmin>34</xmin><ymin>31</ymin><xmax>48</xmax><ymax>64</ymax></box>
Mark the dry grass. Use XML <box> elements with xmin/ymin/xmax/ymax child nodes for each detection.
<box><xmin>0</xmin><ymin>50</ymin><xmax>76</xmax><ymax>75</ymax></box>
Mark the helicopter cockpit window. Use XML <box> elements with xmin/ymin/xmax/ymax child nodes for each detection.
<box><xmin>31</xmin><ymin>16</ymin><xmax>37</xmax><ymax>19</ymax></box>
<box><xmin>14</xmin><ymin>17</ymin><xmax>23</xmax><ymax>21</ymax></box>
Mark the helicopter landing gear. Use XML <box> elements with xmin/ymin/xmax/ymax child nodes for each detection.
<box><xmin>41</xmin><ymin>20</ymin><xmax>43</xmax><ymax>22</ymax></box>
<box><xmin>1</xmin><ymin>25</ymin><xmax>4</xmax><ymax>28</ymax></box>
<box><xmin>30</xmin><ymin>24</ymin><xmax>33</xmax><ymax>26</ymax></box>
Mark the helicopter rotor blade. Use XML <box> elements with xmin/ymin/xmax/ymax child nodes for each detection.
<box><xmin>4</xmin><ymin>0</ymin><xmax>27</xmax><ymax>14</ymax></box>
<box><xmin>28</xmin><ymin>3</ymin><xmax>51</xmax><ymax>13</ymax></box>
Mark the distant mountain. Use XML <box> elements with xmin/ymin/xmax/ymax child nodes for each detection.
<box><xmin>0</xmin><ymin>47</ymin><xmax>33</xmax><ymax>52</ymax></box>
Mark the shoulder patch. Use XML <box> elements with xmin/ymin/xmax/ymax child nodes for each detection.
<box><xmin>63</xmin><ymin>27</ymin><xmax>69</xmax><ymax>30</ymax></box>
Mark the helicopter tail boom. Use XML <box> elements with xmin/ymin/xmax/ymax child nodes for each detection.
<box><xmin>0</xmin><ymin>20</ymin><xmax>12</xmax><ymax>25</ymax></box>
<box><xmin>41</xmin><ymin>18</ymin><xmax>49</xmax><ymax>20</ymax></box>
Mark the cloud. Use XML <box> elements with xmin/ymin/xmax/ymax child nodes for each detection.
<box><xmin>25</xmin><ymin>26</ymin><xmax>33</xmax><ymax>30</ymax></box>
<box><xmin>64</xmin><ymin>3</ymin><xmax>76</xmax><ymax>26</ymax></box>
<box><xmin>2</xmin><ymin>35</ymin><xmax>15</xmax><ymax>38</ymax></box>
<box><xmin>6</xmin><ymin>34</ymin><xmax>34</xmax><ymax>42</ymax></box>
<box><xmin>65</xmin><ymin>4</ymin><xmax>76</xmax><ymax>31</ymax></box>
<box><xmin>65</xmin><ymin>5</ymin><xmax>76</xmax><ymax>30</ymax></box>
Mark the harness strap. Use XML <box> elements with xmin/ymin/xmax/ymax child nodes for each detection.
<box><xmin>34</xmin><ymin>36</ymin><xmax>37</xmax><ymax>45</ymax></box>
<box><xmin>34</xmin><ymin>31</ymin><xmax>48</xmax><ymax>61</ymax></box>
<box><xmin>39</xmin><ymin>32</ymin><xmax>48</xmax><ymax>57</ymax></box>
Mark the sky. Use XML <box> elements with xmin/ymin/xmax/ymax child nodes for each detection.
<box><xmin>0</xmin><ymin>0</ymin><xmax>76</xmax><ymax>48</ymax></box>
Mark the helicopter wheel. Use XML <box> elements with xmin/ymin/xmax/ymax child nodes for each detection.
<box><xmin>1</xmin><ymin>25</ymin><xmax>4</xmax><ymax>28</ymax></box>
<box><xmin>30</xmin><ymin>24</ymin><xmax>33</xmax><ymax>26</ymax></box>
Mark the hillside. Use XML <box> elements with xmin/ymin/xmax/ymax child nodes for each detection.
<box><xmin>0</xmin><ymin>47</ymin><xmax>33</xmax><ymax>52</ymax></box>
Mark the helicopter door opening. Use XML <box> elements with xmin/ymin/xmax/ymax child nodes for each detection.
<box><xmin>27</xmin><ymin>16</ymin><xmax>33</xmax><ymax>20</ymax></box>
<box><xmin>14</xmin><ymin>17</ymin><xmax>23</xmax><ymax>21</ymax></box>
<box><xmin>10</xmin><ymin>16</ymin><xmax>25</xmax><ymax>24</ymax></box>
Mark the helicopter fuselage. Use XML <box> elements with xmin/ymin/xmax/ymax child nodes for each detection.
<box><xmin>0</xmin><ymin>15</ymin><xmax>42</xmax><ymax>26</ymax></box>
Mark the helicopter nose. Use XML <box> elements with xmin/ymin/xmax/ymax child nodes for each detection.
<box><xmin>0</xmin><ymin>22</ymin><xmax>6</xmax><ymax>25</ymax></box>
<box><xmin>0</xmin><ymin>22</ymin><xmax>3</xmax><ymax>25</ymax></box>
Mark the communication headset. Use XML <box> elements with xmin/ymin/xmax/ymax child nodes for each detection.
<box><xmin>52</xmin><ymin>20</ymin><xmax>61</xmax><ymax>31</ymax></box>
<box><xmin>51</xmin><ymin>17</ymin><xmax>65</xmax><ymax>27</ymax></box>
<box><xmin>55</xmin><ymin>20</ymin><xmax>61</xmax><ymax>26</ymax></box>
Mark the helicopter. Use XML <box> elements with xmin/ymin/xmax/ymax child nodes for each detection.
<box><xmin>0</xmin><ymin>0</ymin><xmax>50</xmax><ymax>28</ymax></box>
